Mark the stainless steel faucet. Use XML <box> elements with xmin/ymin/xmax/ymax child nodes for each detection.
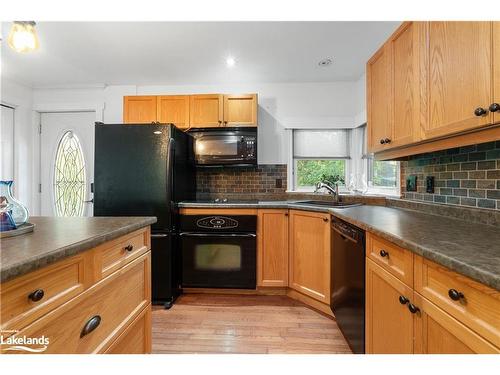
<box><xmin>315</xmin><ymin>181</ymin><xmax>340</xmax><ymax>202</ymax></box>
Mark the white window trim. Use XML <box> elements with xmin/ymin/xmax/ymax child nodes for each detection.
<box><xmin>366</xmin><ymin>157</ymin><xmax>401</xmax><ymax>197</ymax></box>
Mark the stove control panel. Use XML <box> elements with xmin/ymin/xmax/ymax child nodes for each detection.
<box><xmin>196</xmin><ymin>216</ymin><xmax>239</xmax><ymax>229</ymax></box>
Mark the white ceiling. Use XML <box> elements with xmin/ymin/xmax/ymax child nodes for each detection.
<box><xmin>1</xmin><ymin>21</ymin><xmax>400</xmax><ymax>87</ymax></box>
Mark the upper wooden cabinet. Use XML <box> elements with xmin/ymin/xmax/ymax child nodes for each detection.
<box><xmin>123</xmin><ymin>93</ymin><xmax>258</xmax><ymax>129</ymax></box>
<box><xmin>367</xmin><ymin>43</ymin><xmax>393</xmax><ymax>153</ymax></box>
<box><xmin>367</xmin><ymin>21</ymin><xmax>500</xmax><ymax>157</ymax></box>
<box><xmin>494</xmin><ymin>22</ymin><xmax>500</xmax><ymax>124</ymax></box>
<box><xmin>425</xmin><ymin>22</ymin><xmax>493</xmax><ymax>138</ymax></box>
<box><xmin>157</xmin><ymin>95</ymin><xmax>190</xmax><ymax>130</ymax></box>
<box><xmin>257</xmin><ymin>209</ymin><xmax>289</xmax><ymax>287</ymax></box>
<box><xmin>123</xmin><ymin>96</ymin><xmax>158</xmax><ymax>124</ymax></box>
<box><xmin>189</xmin><ymin>94</ymin><xmax>224</xmax><ymax>128</ymax></box>
<box><xmin>223</xmin><ymin>94</ymin><xmax>258</xmax><ymax>127</ymax></box>
<box><xmin>289</xmin><ymin>210</ymin><xmax>331</xmax><ymax>304</ymax></box>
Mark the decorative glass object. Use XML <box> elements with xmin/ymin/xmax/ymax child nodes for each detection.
<box><xmin>53</xmin><ymin>131</ymin><xmax>86</xmax><ymax>217</ymax></box>
<box><xmin>0</xmin><ymin>180</ymin><xmax>29</xmax><ymax>231</ymax></box>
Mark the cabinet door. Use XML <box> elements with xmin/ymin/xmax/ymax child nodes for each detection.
<box><xmin>257</xmin><ymin>209</ymin><xmax>288</xmax><ymax>287</ymax></box>
<box><xmin>289</xmin><ymin>210</ymin><xmax>330</xmax><ymax>304</ymax></box>
<box><xmin>494</xmin><ymin>22</ymin><xmax>500</xmax><ymax>124</ymax></box>
<box><xmin>425</xmin><ymin>22</ymin><xmax>493</xmax><ymax>139</ymax></box>
<box><xmin>389</xmin><ymin>22</ymin><xmax>422</xmax><ymax>148</ymax></box>
<box><xmin>189</xmin><ymin>94</ymin><xmax>223</xmax><ymax>128</ymax></box>
<box><xmin>367</xmin><ymin>43</ymin><xmax>393</xmax><ymax>152</ymax></box>
<box><xmin>123</xmin><ymin>96</ymin><xmax>158</xmax><ymax>124</ymax></box>
<box><xmin>104</xmin><ymin>305</ymin><xmax>151</xmax><ymax>354</ymax></box>
<box><xmin>413</xmin><ymin>293</ymin><xmax>499</xmax><ymax>354</ymax></box>
<box><xmin>223</xmin><ymin>94</ymin><xmax>258</xmax><ymax>127</ymax></box>
<box><xmin>157</xmin><ymin>95</ymin><xmax>190</xmax><ymax>130</ymax></box>
<box><xmin>365</xmin><ymin>259</ymin><xmax>414</xmax><ymax>354</ymax></box>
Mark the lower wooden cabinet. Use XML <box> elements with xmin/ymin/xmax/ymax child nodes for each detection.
<box><xmin>366</xmin><ymin>258</ymin><xmax>414</xmax><ymax>354</ymax></box>
<box><xmin>105</xmin><ymin>305</ymin><xmax>152</xmax><ymax>354</ymax></box>
<box><xmin>366</xmin><ymin>244</ymin><xmax>500</xmax><ymax>354</ymax></box>
<box><xmin>289</xmin><ymin>210</ymin><xmax>331</xmax><ymax>304</ymax></box>
<box><xmin>257</xmin><ymin>209</ymin><xmax>289</xmax><ymax>287</ymax></box>
<box><xmin>413</xmin><ymin>293</ymin><xmax>499</xmax><ymax>354</ymax></box>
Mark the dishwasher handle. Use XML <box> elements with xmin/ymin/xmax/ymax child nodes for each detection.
<box><xmin>331</xmin><ymin>224</ymin><xmax>359</xmax><ymax>244</ymax></box>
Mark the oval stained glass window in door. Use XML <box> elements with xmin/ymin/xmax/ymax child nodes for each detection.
<box><xmin>53</xmin><ymin>131</ymin><xmax>86</xmax><ymax>216</ymax></box>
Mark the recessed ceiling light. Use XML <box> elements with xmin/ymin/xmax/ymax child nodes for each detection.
<box><xmin>226</xmin><ymin>57</ymin><xmax>236</xmax><ymax>67</ymax></box>
<box><xmin>318</xmin><ymin>58</ymin><xmax>333</xmax><ymax>67</ymax></box>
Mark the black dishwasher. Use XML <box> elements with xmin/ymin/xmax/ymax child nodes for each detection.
<box><xmin>330</xmin><ymin>216</ymin><xmax>366</xmax><ymax>354</ymax></box>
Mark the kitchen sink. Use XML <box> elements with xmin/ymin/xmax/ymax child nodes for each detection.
<box><xmin>294</xmin><ymin>200</ymin><xmax>362</xmax><ymax>208</ymax></box>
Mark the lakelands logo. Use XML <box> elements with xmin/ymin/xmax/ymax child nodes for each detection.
<box><xmin>0</xmin><ymin>330</ymin><xmax>50</xmax><ymax>353</ymax></box>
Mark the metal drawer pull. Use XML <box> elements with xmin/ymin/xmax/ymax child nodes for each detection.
<box><xmin>379</xmin><ymin>249</ymin><xmax>389</xmax><ymax>257</ymax></box>
<box><xmin>151</xmin><ymin>234</ymin><xmax>168</xmax><ymax>238</ymax></box>
<box><xmin>124</xmin><ymin>244</ymin><xmax>134</xmax><ymax>252</ymax></box>
<box><xmin>448</xmin><ymin>289</ymin><xmax>465</xmax><ymax>301</ymax></box>
<box><xmin>80</xmin><ymin>315</ymin><xmax>101</xmax><ymax>338</ymax></box>
<box><xmin>408</xmin><ymin>303</ymin><xmax>420</xmax><ymax>314</ymax></box>
<box><xmin>399</xmin><ymin>295</ymin><xmax>409</xmax><ymax>305</ymax></box>
<box><xmin>28</xmin><ymin>289</ymin><xmax>45</xmax><ymax>302</ymax></box>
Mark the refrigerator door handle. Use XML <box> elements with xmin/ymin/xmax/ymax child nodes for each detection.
<box><xmin>151</xmin><ymin>233</ymin><xmax>169</xmax><ymax>238</ymax></box>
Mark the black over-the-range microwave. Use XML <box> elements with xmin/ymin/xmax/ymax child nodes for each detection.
<box><xmin>188</xmin><ymin>127</ymin><xmax>257</xmax><ymax>167</ymax></box>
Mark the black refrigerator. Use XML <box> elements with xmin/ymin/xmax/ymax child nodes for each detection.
<box><xmin>93</xmin><ymin>123</ymin><xmax>196</xmax><ymax>308</ymax></box>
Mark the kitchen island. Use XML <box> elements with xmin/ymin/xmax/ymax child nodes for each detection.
<box><xmin>0</xmin><ymin>216</ymin><xmax>155</xmax><ymax>354</ymax></box>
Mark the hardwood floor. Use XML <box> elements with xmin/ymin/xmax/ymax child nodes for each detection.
<box><xmin>152</xmin><ymin>294</ymin><xmax>352</xmax><ymax>354</ymax></box>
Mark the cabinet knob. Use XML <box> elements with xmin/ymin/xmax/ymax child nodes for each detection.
<box><xmin>384</xmin><ymin>138</ymin><xmax>391</xmax><ymax>144</ymax></box>
<box><xmin>124</xmin><ymin>244</ymin><xmax>134</xmax><ymax>252</ymax></box>
<box><xmin>379</xmin><ymin>249</ymin><xmax>389</xmax><ymax>257</ymax></box>
<box><xmin>474</xmin><ymin>107</ymin><xmax>488</xmax><ymax>117</ymax></box>
<box><xmin>380</xmin><ymin>139</ymin><xmax>385</xmax><ymax>144</ymax></box>
<box><xmin>399</xmin><ymin>295</ymin><xmax>409</xmax><ymax>305</ymax></box>
<box><xmin>80</xmin><ymin>315</ymin><xmax>102</xmax><ymax>338</ymax></box>
<box><xmin>489</xmin><ymin>103</ymin><xmax>500</xmax><ymax>113</ymax></box>
<box><xmin>448</xmin><ymin>289</ymin><xmax>464</xmax><ymax>301</ymax></box>
<box><xmin>28</xmin><ymin>289</ymin><xmax>45</xmax><ymax>302</ymax></box>
<box><xmin>408</xmin><ymin>303</ymin><xmax>420</xmax><ymax>314</ymax></box>
<box><xmin>323</xmin><ymin>217</ymin><xmax>329</xmax><ymax>222</ymax></box>
<box><xmin>284</xmin><ymin>213</ymin><xmax>289</xmax><ymax>217</ymax></box>
<box><xmin>218</xmin><ymin>120</ymin><xmax>222</xmax><ymax>125</ymax></box>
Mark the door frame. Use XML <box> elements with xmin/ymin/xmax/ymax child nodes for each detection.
<box><xmin>33</xmin><ymin>102</ymin><xmax>104</xmax><ymax>215</ymax></box>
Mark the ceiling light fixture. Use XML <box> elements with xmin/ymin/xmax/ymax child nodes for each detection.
<box><xmin>318</xmin><ymin>58</ymin><xmax>333</xmax><ymax>67</ymax></box>
<box><xmin>8</xmin><ymin>21</ymin><xmax>40</xmax><ymax>53</ymax></box>
<box><xmin>226</xmin><ymin>56</ymin><xmax>236</xmax><ymax>67</ymax></box>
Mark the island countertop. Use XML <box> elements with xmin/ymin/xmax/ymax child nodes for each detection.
<box><xmin>0</xmin><ymin>216</ymin><xmax>157</xmax><ymax>283</ymax></box>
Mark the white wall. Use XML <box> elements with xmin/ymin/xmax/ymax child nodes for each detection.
<box><xmin>353</xmin><ymin>73</ymin><xmax>366</xmax><ymax>126</ymax></box>
<box><xmin>34</xmin><ymin>81</ymin><xmax>360</xmax><ymax>165</ymax></box>
<box><xmin>0</xmin><ymin>78</ymin><xmax>36</xmax><ymax>214</ymax></box>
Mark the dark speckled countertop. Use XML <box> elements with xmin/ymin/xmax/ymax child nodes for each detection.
<box><xmin>179</xmin><ymin>201</ymin><xmax>500</xmax><ymax>290</ymax></box>
<box><xmin>0</xmin><ymin>216</ymin><xmax>157</xmax><ymax>283</ymax></box>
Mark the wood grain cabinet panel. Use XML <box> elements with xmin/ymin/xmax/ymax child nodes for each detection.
<box><xmin>365</xmin><ymin>259</ymin><xmax>414</xmax><ymax>354</ymax></box>
<box><xmin>494</xmin><ymin>22</ymin><xmax>500</xmax><ymax>125</ymax></box>
<box><xmin>414</xmin><ymin>255</ymin><xmax>500</xmax><ymax>348</ymax></box>
<box><xmin>390</xmin><ymin>21</ymin><xmax>422</xmax><ymax>147</ymax></box>
<box><xmin>104</xmin><ymin>305</ymin><xmax>152</xmax><ymax>354</ymax></box>
<box><xmin>0</xmin><ymin>253</ymin><xmax>91</xmax><ymax>332</ymax></box>
<box><xmin>289</xmin><ymin>210</ymin><xmax>330</xmax><ymax>304</ymax></box>
<box><xmin>189</xmin><ymin>94</ymin><xmax>223</xmax><ymax>127</ymax></box>
<box><xmin>257</xmin><ymin>209</ymin><xmax>289</xmax><ymax>287</ymax></box>
<box><xmin>157</xmin><ymin>95</ymin><xmax>190</xmax><ymax>129</ymax></box>
<box><xmin>9</xmin><ymin>254</ymin><xmax>151</xmax><ymax>354</ymax></box>
<box><xmin>413</xmin><ymin>293</ymin><xmax>499</xmax><ymax>354</ymax></box>
<box><xmin>223</xmin><ymin>94</ymin><xmax>258</xmax><ymax>127</ymax></box>
<box><xmin>97</xmin><ymin>227</ymin><xmax>150</xmax><ymax>279</ymax></box>
<box><xmin>366</xmin><ymin>232</ymin><xmax>414</xmax><ymax>287</ymax></box>
<box><xmin>123</xmin><ymin>96</ymin><xmax>158</xmax><ymax>124</ymax></box>
<box><xmin>425</xmin><ymin>21</ymin><xmax>493</xmax><ymax>138</ymax></box>
<box><xmin>367</xmin><ymin>43</ymin><xmax>393</xmax><ymax>152</ymax></box>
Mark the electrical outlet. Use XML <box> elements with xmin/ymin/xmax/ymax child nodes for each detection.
<box><xmin>275</xmin><ymin>178</ymin><xmax>282</xmax><ymax>188</ymax></box>
<box><xmin>406</xmin><ymin>175</ymin><xmax>417</xmax><ymax>192</ymax></box>
<box><xmin>426</xmin><ymin>176</ymin><xmax>435</xmax><ymax>194</ymax></box>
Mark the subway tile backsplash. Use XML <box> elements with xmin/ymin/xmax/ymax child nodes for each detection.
<box><xmin>400</xmin><ymin>141</ymin><xmax>500</xmax><ymax>210</ymax></box>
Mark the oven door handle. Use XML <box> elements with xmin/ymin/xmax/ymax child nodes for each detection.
<box><xmin>179</xmin><ymin>232</ymin><xmax>256</xmax><ymax>238</ymax></box>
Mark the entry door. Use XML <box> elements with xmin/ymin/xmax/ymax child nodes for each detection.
<box><xmin>40</xmin><ymin>112</ymin><xmax>95</xmax><ymax>217</ymax></box>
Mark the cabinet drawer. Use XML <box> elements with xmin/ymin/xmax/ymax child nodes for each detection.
<box><xmin>104</xmin><ymin>305</ymin><xmax>151</xmax><ymax>354</ymax></box>
<box><xmin>6</xmin><ymin>253</ymin><xmax>151</xmax><ymax>354</ymax></box>
<box><xmin>1</xmin><ymin>253</ymin><xmax>89</xmax><ymax>332</ymax></box>
<box><xmin>366</xmin><ymin>232</ymin><xmax>414</xmax><ymax>287</ymax></box>
<box><xmin>414</xmin><ymin>255</ymin><xmax>500</xmax><ymax>348</ymax></box>
<box><xmin>98</xmin><ymin>227</ymin><xmax>150</xmax><ymax>278</ymax></box>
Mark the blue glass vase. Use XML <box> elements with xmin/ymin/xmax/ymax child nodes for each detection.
<box><xmin>0</xmin><ymin>180</ymin><xmax>29</xmax><ymax>231</ymax></box>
